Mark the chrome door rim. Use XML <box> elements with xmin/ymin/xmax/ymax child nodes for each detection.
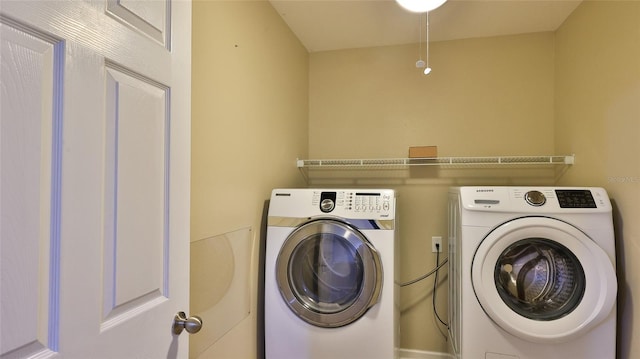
<box><xmin>276</xmin><ymin>219</ymin><xmax>383</xmax><ymax>328</ymax></box>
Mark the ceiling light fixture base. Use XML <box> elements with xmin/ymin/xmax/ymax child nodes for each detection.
<box><xmin>396</xmin><ymin>0</ymin><xmax>447</xmax><ymax>13</ymax></box>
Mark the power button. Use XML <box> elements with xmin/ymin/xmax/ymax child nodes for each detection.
<box><xmin>320</xmin><ymin>198</ymin><xmax>335</xmax><ymax>212</ymax></box>
<box><xmin>524</xmin><ymin>190</ymin><xmax>546</xmax><ymax>206</ymax></box>
<box><xmin>319</xmin><ymin>191</ymin><xmax>337</xmax><ymax>213</ymax></box>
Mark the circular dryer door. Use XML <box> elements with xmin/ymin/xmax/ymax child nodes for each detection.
<box><xmin>276</xmin><ymin>219</ymin><xmax>382</xmax><ymax>328</ymax></box>
<box><xmin>472</xmin><ymin>217</ymin><xmax>617</xmax><ymax>343</ymax></box>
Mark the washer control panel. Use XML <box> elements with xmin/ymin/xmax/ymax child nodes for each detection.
<box><xmin>515</xmin><ymin>188</ymin><xmax>599</xmax><ymax>208</ymax></box>
<box><xmin>312</xmin><ymin>190</ymin><xmax>394</xmax><ymax>215</ymax></box>
<box><xmin>460</xmin><ymin>186</ymin><xmax>610</xmax><ymax>212</ymax></box>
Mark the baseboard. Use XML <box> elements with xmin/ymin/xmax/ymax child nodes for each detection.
<box><xmin>399</xmin><ymin>348</ymin><xmax>453</xmax><ymax>359</ymax></box>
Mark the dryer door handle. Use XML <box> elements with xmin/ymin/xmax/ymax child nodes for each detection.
<box><xmin>364</xmin><ymin>241</ymin><xmax>383</xmax><ymax>309</ymax></box>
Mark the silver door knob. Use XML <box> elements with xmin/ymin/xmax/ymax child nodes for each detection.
<box><xmin>172</xmin><ymin>311</ymin><xmax>203</xmax><ymax>335</ymax></box>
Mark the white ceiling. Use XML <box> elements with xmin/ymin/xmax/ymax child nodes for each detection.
<box><xmin>268</xmin><ymin>0</ymin><xmax>582</xmax><ymax>52</ymax></box>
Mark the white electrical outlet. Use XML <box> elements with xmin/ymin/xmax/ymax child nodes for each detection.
<box><xmin>432</xmin><ymin>236</ymin><xmax>443</xmax><ymax>252</ymax></box>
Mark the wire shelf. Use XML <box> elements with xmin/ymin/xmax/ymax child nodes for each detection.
<box><xmin>297</xmin><ymin>155</ymin><xmax>574</xmax><ymax>169</ymax></box>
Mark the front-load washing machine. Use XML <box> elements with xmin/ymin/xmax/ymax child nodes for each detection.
<box><xmin>265</xmin><ymin>188</ymin><xmax>399</xmax><ymax>359</ymax></box>
<box><xmin>448</xmin><ymin>187</ymin><xmax>617</xmax><ymax>359</ymax></box>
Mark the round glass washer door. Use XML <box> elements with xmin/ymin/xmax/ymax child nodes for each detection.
<box><xmin>276</xmin><ymin>219</ymin><xmax>382</xmax><ymax>328</ymax></box>
<box><xmin>472</xmin><ymin>217</ymin><xmax>617</xmax><ymax>343</ymax></box>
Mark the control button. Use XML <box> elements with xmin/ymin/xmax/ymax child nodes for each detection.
<box><xmin>320</xmin><ymin>198</ymin><xmax>335</xmax><ymax>212</ymax></box>
<box><xmin>524</xmin><ymin>190</ymin><xmax>546</xmax><ymax>206</ymax></box>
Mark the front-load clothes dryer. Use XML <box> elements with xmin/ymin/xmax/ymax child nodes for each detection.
<box><xmin>448</xmin><ymin>187</ymin><xmax>617</xmax><ymax>359</ymax></box>
<box><xmin>265</xmin><ymin>189</ymin><xmax>399</xmax><ymax>359</ymax></box>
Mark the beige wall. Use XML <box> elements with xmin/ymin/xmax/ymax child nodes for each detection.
<box><xmin>309</xmin><ymin>32</ymin><xmax>557</xmax><ymax>352</ymax></box>
<box><xmin>555</xmin><ymin>1</ymin><xmax>640</xmax><ymax>358</ymax></box>
<box><xmin>309</xmin><ymin>33</ymin><xmax>556</xmax><ymax>159</ymax></box>
<box><xmin>191</xmin><ymin>0</ymin><xmax>639</xmax><ymax>357</ymax></box>
<box><xmin>191</xmin><ymin>0</ymin><xmax>308</xmax><ymax>357</ymax></box>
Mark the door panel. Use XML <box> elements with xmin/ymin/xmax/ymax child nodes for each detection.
<box><xmin>107</xmin><ymin>0</ymin><xmax>169</xmax><ymax>46</ymax></box>
<box><xmin>102</xmin><ymin>63</ymin><xmax>169</xmax><ymax>326</ymax></box>
<box><xmin>0</xmin><ymin>18</ymin><xmax>62</xmax><ymax>358</ymax></box>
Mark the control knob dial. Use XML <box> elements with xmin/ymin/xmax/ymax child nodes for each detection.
<box><xmin>524</xmin><ymin>190</ymin><xmax>546</xmax><ymax>206</ymax></box>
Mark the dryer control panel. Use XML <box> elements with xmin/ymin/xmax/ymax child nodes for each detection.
<box><xmin>269</xmin><ymin>188</ymin><xmax>396</xmax><ymax>220</ymax></box>
<box><xmin>314</xmin><ymin>190</ymin><xmax>393</xmax><ymax>215</ymax></box>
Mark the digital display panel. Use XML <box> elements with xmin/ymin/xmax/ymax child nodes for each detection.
<box><xmin>555</xmin><ymin>190</ymin><xmax>597</xmax><ymax>208</ymax></box>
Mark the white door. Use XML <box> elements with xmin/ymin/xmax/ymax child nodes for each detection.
<box><xmin>0</xmin><ymin>0</ymin><xmax>192</xmax><ymax>358</ymax></box>
<box><xmin>471</xmin><ymin>217</ymin><xmax>617</xmax><ymax>343</ymax></box>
